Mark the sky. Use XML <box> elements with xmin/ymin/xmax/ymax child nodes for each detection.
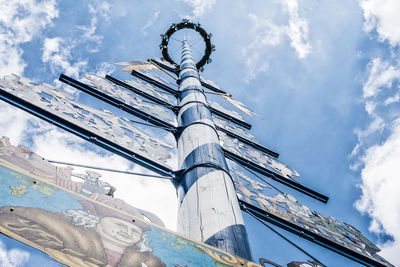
<box><xmin>0</xmin><ymin>0</ymin><xmax>399</xmax><ymax>266</ymax></box>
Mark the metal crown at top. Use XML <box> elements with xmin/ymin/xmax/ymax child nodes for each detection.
<box><xmin>160</xmin><ymin>19</ymin><xmax>215</xmax><ymax>71</ymax></box>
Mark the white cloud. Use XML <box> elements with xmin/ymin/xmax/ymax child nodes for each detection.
<box><xmin>242</xmin><ymin>0</ymin><xmax>311</xmax><ymax>81</ymax></box>
<box><xmin>282</xmin><ymin>0</ymin><xmax>311</xmax><ymax>59</ymax></box>
<box><xmin>181</xmin><ymin>0</ymin><xmax>216</xmax><ymax>18</ymax></box>
<box><xmin>355</xmin><ymin>119</ymin><xmax>400</xmax><ymax>265</ymax></box>
<box><xmin>40</xmin><ymin>0</ymin><xmax>113</xmax><ymax>79</ymax></box>
<box><xmin>140</xmin><ymin>11</ymin><xmax>160</xmax><ymax>36</ymax></box>
<box><xmin>351</xmin><ymin>49</ymin><xmax>400</xmax><ymax>265</ymax></box>
<box><xmin>360</xmin><ymin>0</ymin><xmax>400</xmax><ymax>47</ymax></box>
<box><xmin>242</xmin><ymin>14</ymin><xmax>286</xmax><ymax>81</ymax></box>
<box><xmin>362</xmin><ymin>58</ymin><xmax>400</xmax><ymax>99</ymax></box>
<box><xmin>77</xmin><ymin>0</ymin><xmax>113</xmax><ymax>53</ymax></box>
<box><xmin>0</xmin><ymin>103</ymin><xmax>32</xmax><ymax>145</ymax></box>
<box><xmin>94</xmin><ymin>62</ymin><xmax>116</xmax><ymax>77</ymax></box>
<box><xmin>41</xmin><ymin>37</ymin><xmax>88</xmax><ymax>79</ymax></box>
<box><xmin>0</xmin><ymin>0</ymin><xmax>58</xmax><ymax>76</ymax></box>
<box><xmin>248</xmin><ymin>14</ymin><xmax>286</xmax><ymax>47</ymax></box>
<box><xmin>0</xmin><ymin>239</ymin><xmax>30</xmax><ymax>267</ymax></box>
<box><xmin>383</xmin><ymin>93</ymin><xmax>400</xmax><ymax>105</ymax></box>
<box><xmin>77</xmin><ymin>17</ymin><xmax>104</xmax><ymax>53</ymax></box>
<box><xmin>88</xmin><ymin>0</ymin><xmax>112</xmax><ymax>22</ymax></box>
<box><xmin>351</xmin><ymin>58</ymin><xmax>400</xmax><ymax>159</ymax></box>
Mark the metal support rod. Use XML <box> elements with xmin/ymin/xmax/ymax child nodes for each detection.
<box><xmin>47</xmin><ymin>159</ymin><xmax>173</xmax><ymax>179</ymax></box>
<box><xmin>175</xmin><ymin>41</ymin><xmax>252</xmax><ymax>260</ymax></box>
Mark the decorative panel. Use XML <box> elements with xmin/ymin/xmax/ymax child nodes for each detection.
<box><xmin>232</xmin><ymin>169</ymin><xmax>393</xmax><ymax>267</ymax></box>
<box><xmin>213</xmin><ymin>115</ymin><xmax>257</xmax><ymax>143</ymax></box>
<box><xmin>0</xmin><ymin>75</ymin><xmax>174</xmax><ymax>171</ymax></box>
<box><xmin>209</xmin><ymin>101</ymin><xmax>244</xmax><ymax>122</ymax></box>
<box><xmin>200</xmin><ymin>76</ymin><xmax>226</xmax><ymax>94</ymax></box>
<box><xmin>131</xmin><ymin>70</ymin><xmax>178</xmax><ymax>96</ymax></box>
<box><xmin>137</xmin><ymin>70</ymin><xmax>177</xmax><ymax>90</ymax></box>
<box><xmin>151</xmin><ymin>58</ymin><xmax>179</xmax><ymax>73</ymax></box>
<box><xmin>83</xmin><ymin>73</ymin><xmax>177</xmax><ymax>126</ymax></box>
<box><xmin>122</xmin><ymin>77</ymin><xmax>177</xmax><ymax>106</ymax></box>
<box><xmin>220</xmin><ymin>131</ymin><xmax>299</xmax><ymax>181</ymax></box>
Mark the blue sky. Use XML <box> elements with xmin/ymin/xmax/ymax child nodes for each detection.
<box><xmin>0</xmin><ymin>0</ymin><xmax>399</xmax><ymax>266</ymax></box>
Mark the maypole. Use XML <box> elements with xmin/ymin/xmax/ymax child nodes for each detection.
<box><xmin>175</xmin><ymin>39</ymin><xmax>252</xmax><ymax>260</ymax></box>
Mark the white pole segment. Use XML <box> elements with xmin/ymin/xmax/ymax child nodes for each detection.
<box><xmin>175</xmin><ymin>41</ymin><xmax>252</xmax><ymax>260</ymax></box>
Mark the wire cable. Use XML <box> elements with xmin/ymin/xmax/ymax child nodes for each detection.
<box><xmin>241</xmin><ymin>164</ymin><xmax>287</xmax><ymax>196</ymax></box>
<box><xmin>141</xmin><ymin>98</ymin><xmax>177</xmax><ymax>110</ymax></box>
<box><xmin>47</xmin><ymin>159</ymin><xmax>173</xmax><ymax>179</ymax></box>
<box><xmin>188</xmin><ymin>36</ymin><xmax>203</xmax><ymax>47</ymax></box>
<box><xmin>126</xmin><ymin>118</ymin><xmax>176</xmax><ymax>132</ymax></box>
<box><xmin>148</xmin><ymin>61</ymin><xmax>178</xmax><ymax>81</ymax></box>
<box><xmin>244</xmin><ymin>208</ymin><xmax>326</xmax><ymax>267</ymax></box>
<box><xmin>170</xmin><ymin>37</ymin><xmax>183</xmax><ymax>43</ymax></box>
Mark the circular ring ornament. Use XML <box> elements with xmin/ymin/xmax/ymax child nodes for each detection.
<box><xmin>160</xmin><ymin>19</ymin><xmax>215</xmax><ymax>71</ymax></box>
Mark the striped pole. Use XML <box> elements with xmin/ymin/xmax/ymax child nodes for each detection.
<box><xmin>176</xmin><ymin>40</ymin><xmax>252</xmax><ymax>260</ymax></box>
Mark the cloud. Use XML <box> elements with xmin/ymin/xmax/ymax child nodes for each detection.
<box><xmin>350</xmin><ymin>54</ymin><xmax>400</xmax><ymax>265</ymax></box>
<box><xmin>355</xmin><ymin>119</ymin><xmax>400</xmax><ymax>265</ymax></box>
<box><xmin>41</xmin><ymin>0</ymin><xmax>114</xmax><ymax>79</ymax></box>
<box><xmin>0</xmin><ymin>0</ymin><xmax>58</xmax><ymax>76</ymax></box>
<box><xmin>351</xmin><ymin>58</ymin><xmax>400</xmax><ymax>158</ymax></box>
<box><xmin>360</xmin><ymin>0</ymin><xmax>400</xmax><ymax>47</ymax></box>
<box><xmin>362</xmin><ymin>58</ymin><xmax>400</xmax><ymax>99</ymax></box>
<box><xmin>180</xmin><ymin>0</ymin><xmax>216</xmax><ymax>18</ymax></box>
<box><xmin>0</xmin><ymin>239</ymin><xmax>30</xmax><ymax>267</ymax></box>
<box><xmin>0</xmin><ymin>103</ymin><xmax>32</xmax><ymax>146</ymax></box>
<box><xmin>77</xmin><ymin>0</ymin><xmax>113</xmax><ymax>53</ymax></box>
<box><xmin>352</xmin><ymin>4</ymin><xmax>400</xmax><ymax>257</ymax></box>
<box><xmin>242</xmin><ymin>0</ymin><xmax>311</xmax><ymax>81</ymax></box>
<box><xmin>383</xmin><ymin>93</ymin><xmax>400</xmax><ymax>106</ymax></box>
<box><xmin>94</xmin><ymin>62</ymin><xmax>116</xmax><ymax>77</ymax></box>
<box><xmin>281</xmin><ymin>0</ymin><xmax>311</xmax><ymax>59</ymax></box>
<box><xmin>41</xmin><ymin>37</ymin><xmax>88</xmax><ymax>79</ymax></box>
<box><xmin>241</xmin><ymin>14</ymin><xmax>286</xmax><ymax>81</ymax></box>
<box><xmin>88</xmin><ymin>0</ymin><xmax>112</xmax><ymax>22</ymax></box>
<box><xmin>77</xmin><ymin>17</ymin><xmax>104</xmax><ymax>53</ymax></box>
<box><xmin>140</xmin><ymin>11</ymin><xmax>160</xmax><ymax>36</ymax></box>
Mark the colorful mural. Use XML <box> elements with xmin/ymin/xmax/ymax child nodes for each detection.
<box><xmin>0</xmin><ymin>137</ymin><xmax>260</xmax><ymax>267</ymax></box>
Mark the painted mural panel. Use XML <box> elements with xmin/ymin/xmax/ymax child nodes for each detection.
<box><xmin>0</xmin><ymin>138</ymin><xmax>260</xmax><ymax>267</ymax></box>
<box><xmin>83</xmin><ymin>73</ymin><xmax>177</xmax><ymax>126</ymax></box>
<box><xmin>220</xmin><ymin>131</ymin><xmax>299</xmax><ymax>181</ymax></box>
<box><xmin>231</xmin><ymin>169</ymin><xmax>392</xmax><ymax>266</ymax></box>
<box><xmin>0</xmin><ymin>74</ymin><xmax>174</xmax><ymax>170</ymax></box>
<box><xmin>0</xmin><ymin>136</ymin><xmax>164</xmax><ymax>226</ymax></box>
